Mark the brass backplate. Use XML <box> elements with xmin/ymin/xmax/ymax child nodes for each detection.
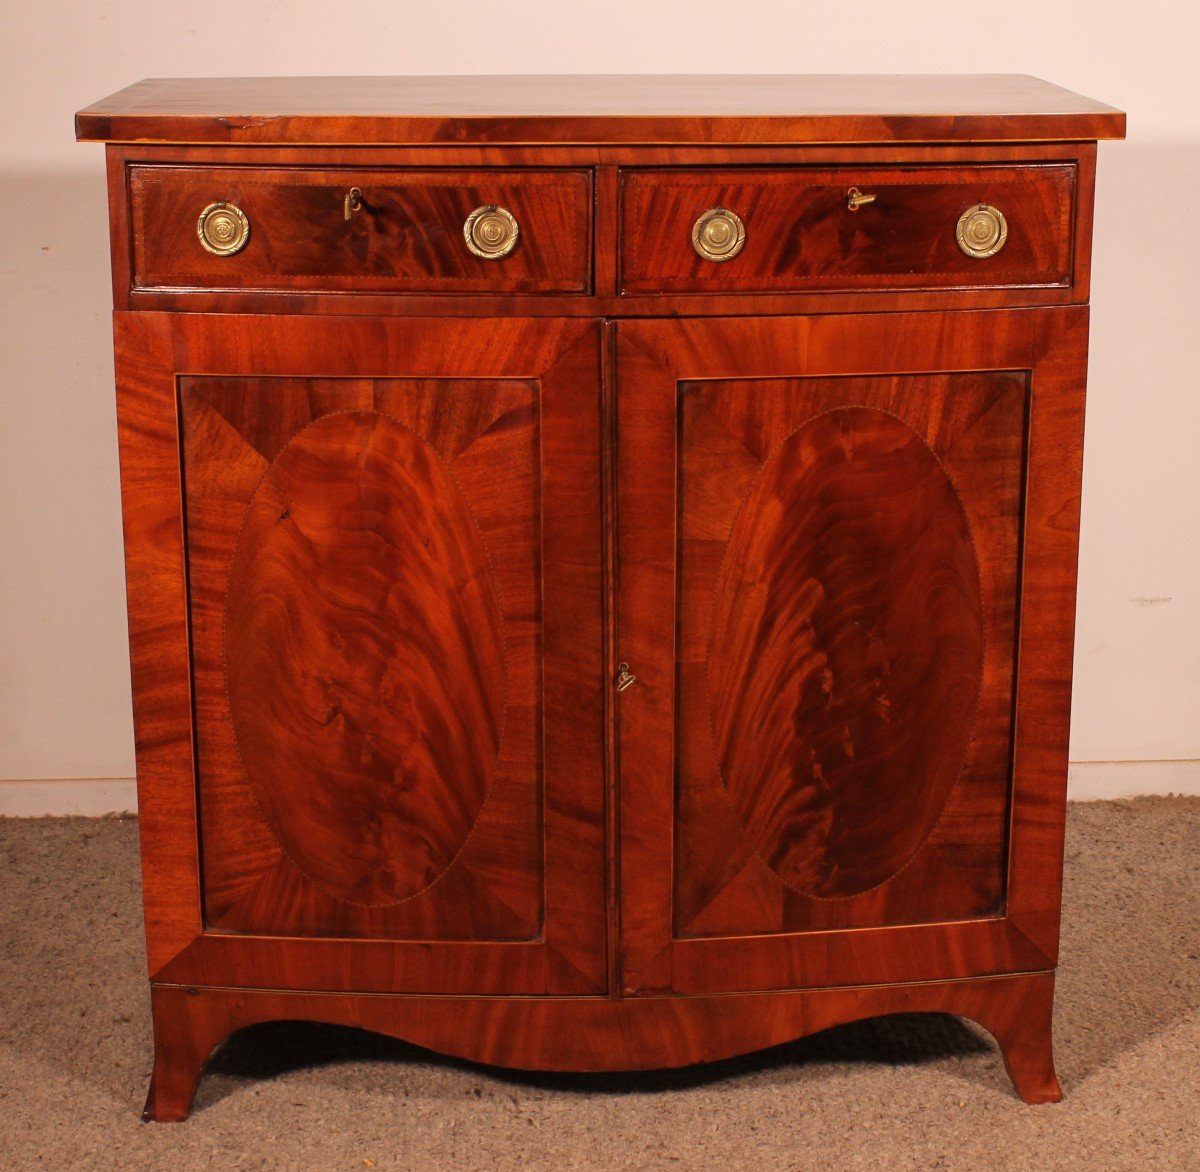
<box><xmin>196</xmin><ymin>201</ymin><xmax>250</xmax><ymax>256</ymax></box>
<box><xmin>691</xmin><ymin>207</ymin><xmax>746</xmax><ymax>262</ymax></box>
<box><xmin>956</xmin><ymin>203</ymin><xmax>1008</xmax><ymax>259</ymax></box>
<box><xmin>464</xmin><ymin>205</ymin><xmax>519</xmax><ymax>260</ymax></box>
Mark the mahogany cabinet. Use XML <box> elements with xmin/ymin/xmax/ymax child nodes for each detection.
<box><xmin>76</xmin><ymin>75</ymin><xmax>1124</xmax><ymax>1120</ymax></box>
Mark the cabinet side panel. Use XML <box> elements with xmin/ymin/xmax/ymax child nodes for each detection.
<box><xmin>113</xmin><ymin>313</ymin><xmax>203</xmax><ymax>975</ymax></box>
<box><xmin>1003</xmin><ymin>308</ymin><xmax>1090</xmax><ymax>962</ymax></box>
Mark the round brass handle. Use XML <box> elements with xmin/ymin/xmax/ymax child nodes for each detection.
<box><xmin>692</xmin><ymin>207</ymin><xmax>746</xmax><ymax>262</ymax></box>
<box><xmin>956</xmin><ymin>203</ymin><xmax>1008</xmax><ymax>259</ymax></box>
<box><xmin>196</xmin><ymin>201</ymin><xmax>250</xmax><ymax>256</ymax></box>
<box><xmin>464</xmin><ymin>205</ymin><xmax>519</xmax><ymax>260</ymax></box>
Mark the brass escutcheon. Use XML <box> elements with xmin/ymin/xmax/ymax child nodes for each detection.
<box><xmin>464</xmin><ymin>205</ymin><xmax>520</xmax><ymax>260</ymax></box>
<box><xmin>691</xmin><ymin>207</ymin><xmax>746</xmax><ymax>262</ymax></box>
<box><xmin>196</xmin><ymin>201</ymin><xmax>250</xmax><ymax>256</ymax></box>
<box><xmin>344</xmin><ymin>186</ymin><xmax>363</xmax><ymax>220</ymax></box>
<box><xmin>956</xmin><ymin>203</ymin><xmax>1008</xmax><ymax>258</ymax></box>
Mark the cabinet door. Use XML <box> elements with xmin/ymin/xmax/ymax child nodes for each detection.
<box><xmin>616</xmin><ymin>308</ymin><xmax>1087</xmax><ymax>995</ymax></box>
<box><xmin>116</xmin><ymin>312</ymin><xmax>605</xmax><ymax>995</ymax></box>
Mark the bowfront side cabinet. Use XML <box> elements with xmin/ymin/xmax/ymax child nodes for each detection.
<box><xmin>76</xmin><ymin>75</ymin><xmax>1124</xmax><ymax>1120</ymax></box>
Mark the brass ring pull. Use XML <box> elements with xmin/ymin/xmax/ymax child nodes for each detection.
<box><xmin>692</xmin><ymin>207</ymin><xmax>746</xmax><ymax>262</ymax></box>
<box><xmin>464</xmin><ymin>205</ymin><xmax>520</xmax><ymax>260</ymax></box>
<box><xmin>956</xmin><ymin>203</ymin><xmax>1008</xmax><ymax>258</ymax></box>
<box><xmin>344</xmin><ymin>187</ymin><xmax>363</xmax><ymax>220</ymax></box>
<box><xmin>846</xmin><ymin>187</ymin><xmax>877</xmax><ymax>211</ymax></box>
<box><xmin>196</xmin><ymin>201</ymin><xmax>250</xmax><ymax>256</ymax></box>
<box><xmin>615</xmin><ymin>663</ymin><xmax>638</xmax><ymax>693</ymax></box>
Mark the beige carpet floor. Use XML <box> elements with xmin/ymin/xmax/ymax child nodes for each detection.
<box><xmin>1</xmin><ymin>797</ymin><xmax>1198</xmax><ymax>1169</ymax></box>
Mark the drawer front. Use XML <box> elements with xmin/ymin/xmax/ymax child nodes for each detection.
<box><xmin>620</xmin><ymin>165</ymin><xmax>1075</xmax><ymax>294</ymax></box>
<box><xmin>130</xmin><ymin>166</ymin><xmax>592</xmax><ymax>294</ymax></box>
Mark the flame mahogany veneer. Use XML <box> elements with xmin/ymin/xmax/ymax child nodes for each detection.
<box><xmin>77</xmin><ymin>74</ymin><xmax>1123</xmax><ymax>1120</ymax></box>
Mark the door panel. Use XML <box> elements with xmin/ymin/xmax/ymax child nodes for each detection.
<box><xmin>183</xmin><ymin>376</ymin><xmax>543</xmax><ymax>940</ymax></box>
<box><xmin>115</xmin><ymin>312</ymin><xmax>606</xmax><ymax>994</ymax></box>
<box><xmin>679</xmin><ymin>373</ymin><xmax>1023</xmax><ymax>935</ymax></box>
<box><xmin>616</xmin><ymin>309</ymin><xmax>1087</xmax><ymax>995</ymax></box>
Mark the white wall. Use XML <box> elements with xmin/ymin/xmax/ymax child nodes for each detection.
<box><xmin>2</xmin><ymin>1</ymin><xmax>1196</xmax><ymax>814</ymax></box>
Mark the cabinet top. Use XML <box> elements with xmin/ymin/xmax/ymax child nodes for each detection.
<box><xmin>76</xmin><ymin>74</ymin><xmax>1125</xmax><ymax>147</ymax></box>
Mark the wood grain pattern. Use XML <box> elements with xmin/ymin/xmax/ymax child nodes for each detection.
<box><xmin>184</xmin><ymin>376</ymin><xmax>541</xmax><ymax>940</ymax></box>
<box><xmin>118</xmin><ymin>313</ymin><xmax>606</xmax><ymax>990</ymax></box>
<box><xmin>675</xmin><ymin>372</ymin><xmax>1024</xmax><ymax>940</ymax></box>
<box><xmin>223</xmin><ymin>410</ymin><xmax>506</xmax><ymax>906</ymax></box>
<box><xmin>616</xmin><ymin>308</ymin><xmax>1087</xmax><ymax>997</ymax></box>
<box><xmin>708</xmin><ymin>407</ymin><xmax>986</xmax><ymax>899</ymax></box>
<box><xmin>141</xmin><ymin>971</ymin><xmax>1061</xmax><ymax>1121</ymax></box>
<box><xmin>75</xmin><ymin>74</ymin><xmax>1125</xmax><ymax>145</ymax></box>
<box><xmin>131</xmin><ymin>166</ymin><xmax>591</xmax><ymax>294</ymax></box>
<box><xmin>621</xmin><ymin>164</ymin><xmax>1074</xmax><ymax>294</ymax></box>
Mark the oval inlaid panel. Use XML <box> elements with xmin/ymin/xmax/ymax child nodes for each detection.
<box><xmin>224</xmin><ymin>411</ymin><xmax>506</xmax><ymax>906</ymax></box>
<box><xmin>707</xmin><ymin>407</ymin><xmax>984</xmax><ymax>899</ymax></box>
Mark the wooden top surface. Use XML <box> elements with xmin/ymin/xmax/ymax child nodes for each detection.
<box><xmin>76</xmin><ymin>75</ymin><xmax>1125</xmax><ymax>146</ymax></box>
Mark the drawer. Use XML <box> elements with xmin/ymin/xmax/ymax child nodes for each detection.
<box><xmin>129</xmin><ymin>166</ymin><xmax>592</xmax><ymax>294</ymax></box>
<box><xmin>620</xmin><ymin>165</ymin><xmax>1075</xmax><ymax>294</ymax></box>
